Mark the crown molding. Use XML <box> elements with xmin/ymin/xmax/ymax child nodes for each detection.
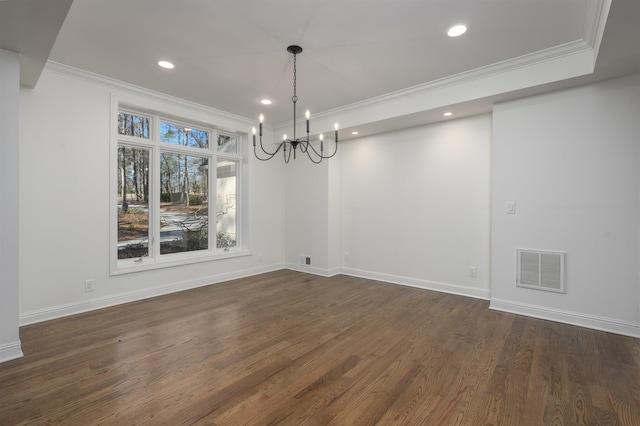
<box><xmin>583</xmin><ymin>0</ymin><xmax>612</xmax><ymax>66</ymax></box>
<box><xmin>44</xmin><ymin>61</ymin><xmax>256</xmax><ymax>129</ymax></box>
<box><xmin>329</xmin><ymin>40</ymin><xmax>593</xmax><ymax>117</ymax></box>
<box><xmin>298</xmin><ymin>38</ymin><xmax>596</xmax><ymax>134</ymax></box>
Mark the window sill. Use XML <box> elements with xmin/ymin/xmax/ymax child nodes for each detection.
<box><xmin>110</xmin><ymin>249</ymin><xmax>251</xmax><ymax>276</ymax></box>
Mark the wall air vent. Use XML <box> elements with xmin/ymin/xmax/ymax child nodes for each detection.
<box><xmin>516</xmin><ymin>249</ymin><xmax>566</xmax><ymax>293</ymax></box>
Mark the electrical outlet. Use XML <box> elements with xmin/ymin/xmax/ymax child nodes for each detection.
<box><xmin>506</xmin><ymin>202</ymin><xmax>516</xmax><ymax>214</ymax></box>
<box><xmin>85</xmin><ymin>279</ymin><xmax>94</xmax><ymax>292</ymax></box>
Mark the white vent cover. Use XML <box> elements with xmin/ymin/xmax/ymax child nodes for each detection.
<box><xmin>516</xmin><ymin>249</ymin><xmax>566</xmax><ymax>293</ymax></box>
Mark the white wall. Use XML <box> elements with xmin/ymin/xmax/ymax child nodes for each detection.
<box><xmin>18</xmin><ymin>65</ymin><xmax>286</xmax><ymax>324</ymax></box>
<box><xmin>0</xmin><ymin>49</ymin><xmax>23</xmax><ymax>362</ymax></box>
<box><xmin>284</xmin><ymin>155</ymin><xmax>333</xmax><ymax>275</ymax></box>
<box><xmin>339</xmin><ymin>114</ymin><xmax>492</xmax><ymax>299</ymax></box>
<box><xmin>491</xmin><ymin>74</ymin><xmax>640</xmax><ymax>337</ymax></box>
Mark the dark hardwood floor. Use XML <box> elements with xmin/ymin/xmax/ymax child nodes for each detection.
<box><xmin>1</xmin><ymin>270</ymin><xmax>639</xmax><ymax>425</ymax></box>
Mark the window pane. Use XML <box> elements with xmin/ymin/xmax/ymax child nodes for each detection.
<box><xmin>118</xmin><ymin>146</ymin><xmax>150</xmax><ymax>259</ymax></box>
<box><xmin>160</xmin><ymin>122</ymin><xmax>209</xmax><ymax>149</ymax></box>
<box><xmin>160</xmin><ymin>153</ymin><xmax>210</xmax><ymax>254</ymax></box>
<box><xmin>118</xmin><ymin>113</ymin><xmax>150</xmax><ymax>138</ymax></box>
<box><xmin>217</xmin><ymin>134</ymin><xmax>237</xmax><ymax>154</ymax></box>
<box><xmin>216</xmin><ymin>159</ymin><xmax>237</xmax><ymax>250</ymax></box>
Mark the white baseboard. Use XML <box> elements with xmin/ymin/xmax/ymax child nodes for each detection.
<box><xmin>0</xmin><ymin>340</ymin><xmax>23</xmax><ymax>363</ymax></box>
<box><xmin>490</xmin><ymin>298</ymin><xmax>640</xmax><ymax>338</ymax></box>
<box><xmin>19</xmin><ymin>263</ymin><xmax>284</xmax><ymax>326</ymax></box>
<box><xmin>340</xmin><ymin>267</ymin><xmax>491</xmax><ymax>300</ymax></box>
<box><xmin>285</xmin><ymin>263</ymin><xmax>341</xmax><ymax>277</ymax></box>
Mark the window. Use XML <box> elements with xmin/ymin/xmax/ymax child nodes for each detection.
<box><xmin>117</xmin><ymin>145</ymin><xmax>150</xmax><ymax>259</ymax></box>
<box><xmin>113</xmin><ymin>107</ymin><xmax>245</xmax><ymax>273</ymax></box>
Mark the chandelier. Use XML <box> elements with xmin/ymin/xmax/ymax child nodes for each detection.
<box><xmin>252</xmin><ymin>45</ymin><xmax>339</xmax><ymax>163</ymax></box>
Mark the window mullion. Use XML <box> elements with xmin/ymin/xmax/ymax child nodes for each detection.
<box><xmin>150</xmin><ymin>144</ymin><xmax>160</xmax><ymax>259</ymax></box>
<box><xmin>152</xmin><ymin>115</ymin><xmax>162</xmax><ymax>259</ymax></box>
<box><xmin>210</xmin><ymin>151</ymin><xmax>217</xmax><ymax>252</ymax></box>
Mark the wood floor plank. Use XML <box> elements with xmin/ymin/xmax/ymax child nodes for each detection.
<box><xmin>1</xmin><ymin>270</ymin><xmax>639</xmax><ymax>425</ymax></box>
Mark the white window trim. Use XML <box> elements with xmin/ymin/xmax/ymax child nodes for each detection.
<box><xmin>110</xmin><ymin>95</ymin><xmax>250</xmax><ymax>276</ymax></box>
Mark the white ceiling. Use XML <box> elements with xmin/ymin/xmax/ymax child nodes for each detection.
<box><xmin>2</xmin><ymin>0</ymin><xmax>639</xmax><ymax>138</ymax></box>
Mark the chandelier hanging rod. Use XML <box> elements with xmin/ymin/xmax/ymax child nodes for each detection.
<box><xmin>252</xmin><ymin>45</ymin><xmax>339</xmax><ymax>164</ymax></box>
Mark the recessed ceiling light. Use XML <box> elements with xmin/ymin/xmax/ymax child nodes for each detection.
<box><xmin>444</xmin><ymin>111</ymin><xmax>453</xmax><ymax>117</ymax></box>
<box><xmin>447</xmin><ymin>24</ymin><xmax>467</xmax><ymax>37</ymax></box>
<box><xmin>157</xmin><ymin>60</ymin><xmax>174</xmax><ymax>69</ymax></box>
<box><xmin>260</xmin><ymin>99</ymin><xmax>272</xmax><ymax>105</ymax></box>
<box><xmin>351</xmin><ymin>131</ymin><xmax>359</xmax><ymax>135</ymax></box>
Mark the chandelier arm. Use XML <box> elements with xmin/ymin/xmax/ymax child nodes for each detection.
<box><xmin>253</xmin><ymin>144</ymin><xmax>277</xmax><ymax>161</ymax></box>
<box><xmin>325</xmin><ymin>140</ymin><xmax>339</xmax><ymax>158</ymax></box>
<box><xmin>253</xmin><ymin>133</ymin><xmax>288</xmax><ymax>160</ymax></box>
<box><xmin>257</xmin><ymin>142</ymin><xmax>276</xmax><ymax>157</ymax></box>
<box><xmin>258</xmin><ymin>142</ymin><xmax>276</xmax><ymax>157</ymax></box>
<box><xmin>253</xmin><ymin>142</ymin><xmax>286</xmax><ymax>161</ymax></box>
<box><xmin>252</xmin><ymin>131</ymin><xmax>275</xmax><ymax>160</ymax></box>
<box><xmin>303</xmin><ymin>140</ymin><xmax>322</xmax><ymax>157</ymax></box>
<box><xmin>295</xmin><ymin>140</ymin><xmax>328</xmax><ymax>163</ymax></box>
<box><xmin>303</xmin><ymin>138</ymin><xmax>338</xmax><ymax>159</ymax></box>
<box><xmin>321</xmin><ymin>143</ymin><xmax>339</xmax><ymax>159</ymax></box>
<box><xmin>284</xmin><ymin>142</ymin><xmax>293</xmax><ymax>163</ymax></box>
<box><xmin>257</xmin><ymin>133</ymin><xmax>282</xmax><ymax>157</ymax></box>
<box><xmin>305</xmin><ymin>148</ymin><xmax>324</xmax><ymax>164</ymax></box>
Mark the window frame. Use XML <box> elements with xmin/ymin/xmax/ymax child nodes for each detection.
<box><xmin>110</xmin><ymin>97</ymin><xmax>249</xmax><ymax>275</ymax></box>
